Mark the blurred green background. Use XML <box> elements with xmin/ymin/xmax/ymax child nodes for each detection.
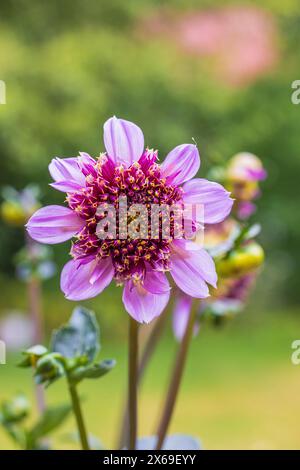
<box><xmin>0</xmin><ymin>0</ymin><xmax>300</xmax><ymax>450</ymax></box>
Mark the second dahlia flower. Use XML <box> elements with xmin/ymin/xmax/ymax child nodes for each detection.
<box><xmin>26</xmin><ymin>117</ymin><xmax>233</xmax><ymax>323</ymax></box>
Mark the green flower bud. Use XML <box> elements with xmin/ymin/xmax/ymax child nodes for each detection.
<box><xmin>1</xmin><ymin>201</ymin><xmax>28</xmax><ymax>226</ymax></box>
<box><xmin>35</xmin><ymin>353</ymin><xmax>65</xmax><ymax>385</ymax></box>
<box><xmin>1</xmin><ymin>394</ymin><xmax>30</xmax><ymax>423</ymax></box>
<box><xmin>217</xmin><ymin>242</ymin><xmax>265</xmax><ymax>278</ymax></box>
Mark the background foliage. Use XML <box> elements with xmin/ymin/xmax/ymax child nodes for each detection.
<box><xmin>1</xmin><ymin>0</ymin><xmax>300</xmax><ymax>450</ymax></box>
<box><xmin>0</xmin><ymin>0</ymin><xmax>300</xmax><ymax>305</ymax></box>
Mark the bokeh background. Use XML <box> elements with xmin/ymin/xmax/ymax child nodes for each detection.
<box><xmin>0</xmin><ymin>0</ymin><xmax>300</xmax><ymax>449</ymax></box>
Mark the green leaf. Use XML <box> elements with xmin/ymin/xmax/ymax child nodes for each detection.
<box><xmin>69</xmin><ymin>359</ymin><xmax>116</xmax><ymax>385</ymax></box>
<box><xmin>29</xmin><ymin>404</ymin><xmax>72</xmax><ymax>444</ymax></box>
<box><xmin>0</xmin><ymin>395</ymin><xmax>30</xmax><ymax>449</ymax></box>
<box><xmin>244</xmin><ymin>223</ymin><xmax>261</xmax><ymax>240</ymax></box>
<box><xmin>51</xmin><ymin>306</ymin><xmax>100</xmax><ymax>363</ymax></box>
<box><xmin>1</xmin><ymin>422</ymin><xmax>27</xmax><ymax>448</ymax></box>
<box><xmin>232</xmin><ymin>223</ymin><xmax>261</xmax><ymax>252</ymax></box>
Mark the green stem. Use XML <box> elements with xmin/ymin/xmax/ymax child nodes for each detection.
<box><xmin>26</xmin><ymin>233</ymin><xmax>46</xmax><ymax>415</ymax></box>
<box><xmin>128</xmin><ymin>317</ymin><xmax>139</xmax><ymax>450</ymax></box>
<box><xmin>155</xmin><ymin>305</ymin><xmax>197</xmax><ymax>450</ymax></box>
<box><xmin>118</xmin><ymin>312</ymin><xmax>167</xmax><ymax>449</ymax></box>
<box><xmin>28</xmin><ymin>277</ymin><xmax>46</xmax><ymax>415</ymax></box>
<box><xmin>138</xmin><ymin>312</ymin><xmax>167</xmax><ymax>384</ymax></box>
<box><xmin>68</xmin><ymin>382</ymin><xmax>90</xmax><ymax>450</ymax></box>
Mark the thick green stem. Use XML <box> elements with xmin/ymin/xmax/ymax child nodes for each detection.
<box><xmin>68</xmin><ymin>383</ymin><xmax>90</xmax><ymax>450</ymax></box>
<box><xmin>128</xmin><ymin>317</ymin><xmax>139</xmax><ymax>450</ymax></box>
<box><xmin>155</xmin><ymin>305</ymin><xmax>197</xmax><ymax>450</ymax></box>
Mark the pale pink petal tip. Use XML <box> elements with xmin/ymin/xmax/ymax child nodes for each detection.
<box><xmin>103</xmin><ymin>116</ymin><xmax>144</xmax><ymax>167</ymax></box>
<box><xmin>161</xmin><ymin>143</ymin><xmax>200</xmax><ymax>186</ymax></box>
<box><xmin>183</xmin><ymin>178</ymin><xmax>234</xmax><ymax>224</ymax></box>
<box><xmin>48</xmin><ymin>157</ymin><xmax>86</xmax><ymax>192</ymax></box>
<box><xmin>123</xmin><ymin>272</ymin><xmax>170</xmax><ymax>324</ymax></box>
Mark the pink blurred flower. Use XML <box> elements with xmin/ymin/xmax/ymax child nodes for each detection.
<box><xmin>226</xmin><ymin>152</ymin><xmax>267</xmax><ymax>183</ymax></box>
<box><xmin>0</xmin><ymin>312</ymin><xmax>34</xmax><ymax>350</ymax></box>
<box><xmin>144</xmin><ymin>6</ymin><xmax>278</xmax><ymax>87</ymax></box>
<box><xmin>226</xmin><ymin>152</ymin><xmax>267</xmax><ymax>219</ymax></box>
<box><xmin>237</xmin><ymin>201</ymin><xmax>257</xmax><ymax>220</ymax></box>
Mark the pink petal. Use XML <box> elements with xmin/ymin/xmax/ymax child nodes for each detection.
<box><xmin>161</xmin><ymin>144</ymin><xmax>200</xmax><ymax>186</ymax></box>
<box><xmin>171</xmin><ymin>238</ymin><xmax>202</xmax><ymax>254</ymax></box>
<box><xmin>122</xmin><ymin>281</ymin><xmax>170</xmax><ymax>324</ymax></box>
<box><xmin>247</xmin><ymin>167</ymin><xmax>267</xmax><ymax>181</ymax></box>
<box><xmin>26</xmin><ymin>205</ymin><xmax>84</xmax><ymax>244</ymax></box>
<box><xmin>143</xmin><ymin>268</ymin><xmax>171</xmax><ymax>294</ymax></box>
<box><xmin>172</xmin><ymin>295</ymin><xmax>196</xmax><ymax>341</ymax></box>
<box><xmin>103</xmin><ymin>116</ymin><xmax>144</xmax><ymax>167</ymax></box>
<box><xmin>237</xmin><ymin>201</ymin><xmax>256</xmax><ymax>220</ymax></box>
<box><xmin>49</xmin><ymin>157</ymin><xmax>86</xmax><ymax>192</ymax></box>
<box><xmin>89</xmin><ymin>257</ymin><xmax>114</xmax><ymax>285</ymax></box>
<box><xmin>78</xmin><ymin>152</ymin><xmax>95</xmax><ymax>167</ymax></box>
<box><xmin>78</xmin><ymin>152</ymin><xmax>97</xmax><ymax>177</ymax></box>
<box><xmin>172</xmin><ymin>240</ymin><xmax>217</xmax><ymax>288</ymax></box>
<box><xmin>183</xmin><ymin>178</ymin><xmax>233</xmax><ymax>224</ymax></box>
<box><xmin>50</xmin><ymin>181</ymin><xmax>84</xmax><ymax>192</ymax></box>
<box><xmin>61</xmin><ymin>258</ymin><xmax>114</xmax><ymax>301</ymax></box>
<box><xmin>170</xmin><ymin>242</ymin><xmax>217</xmax><ymax>298</ymax></box>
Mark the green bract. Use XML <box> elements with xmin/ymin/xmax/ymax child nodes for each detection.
<box><xmin>51</xmin><ymin>306</ymin><xmax>100</xmax><ymax>363</ymax></box>
<box><xmin>19</xmin><ymin>306</ymin><xmax>115</xmax><ymax>387</ymax></box>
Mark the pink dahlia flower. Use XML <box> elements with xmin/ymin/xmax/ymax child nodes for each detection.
<box><xmin>26</xmin><ymin>117</ymin><xmax>233</xmax><ymax>323</ymax></box>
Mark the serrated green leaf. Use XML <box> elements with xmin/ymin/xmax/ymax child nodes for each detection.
<box><xmin>51</xmin><ymin>306</ymin><xmax>100</xmax><ymax>363</ymax></box>
<box><xmin>69</xmin><ymin>359</ymin><xmax>116</xmax><ymax>385</ymax></box>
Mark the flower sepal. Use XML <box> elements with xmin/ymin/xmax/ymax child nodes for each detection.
<box><xmin>68</xmin><ymin>359</ymin><xmax>116</xmax><ymax>386</ymax></box>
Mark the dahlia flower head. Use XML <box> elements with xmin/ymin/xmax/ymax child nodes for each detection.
<box><xmin>226</xmin><ymin>152</ymin><xmax>267</xmax><ymax>220</ymax></box>
<box><xmin>26</xmin><ymin>117</ymin><xmax>233</xmax><ymax>323</ymax></box>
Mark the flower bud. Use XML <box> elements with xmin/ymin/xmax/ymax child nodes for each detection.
<box><xmin>1</xmin><ymin>201</ymin><xmax>28</xmax><ymax>226</ymax></box>
<box><xmin>216</xmin><ymin>241</ymin><xmax>265</xmax><ymax>278</ymax></box>
<box><xmin>35</xmin><ymin>353</ymin><xmax>65</xmax><ymax>385</ymax></box>
<box><xmin>226</xmin><ymin>152</ymin><xmax>267</xmax><ymax>183</ymax></box>
<box><xmin>1</xmin><ymin>394</ymin><xmax>30</xmax><ymax>423</ymax></box>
